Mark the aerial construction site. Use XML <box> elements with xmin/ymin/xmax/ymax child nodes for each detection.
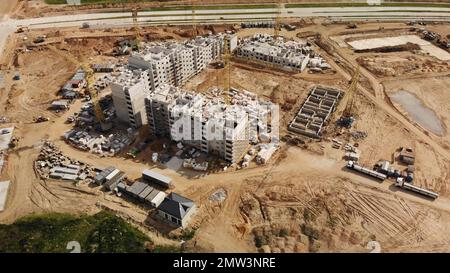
<box><xmin>1</xmin><ymin>0</ymin><xmax>450</xmax><ymax>254</ymax></box>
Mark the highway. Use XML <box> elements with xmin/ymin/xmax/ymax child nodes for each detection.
<box><xmin>1</xmin><ymin>5</ymin><xmax>450</xmax><ymax>59</ymax></box>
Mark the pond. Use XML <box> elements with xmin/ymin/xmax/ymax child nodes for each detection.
<box><xmin>390</xmin><ymin>90</ymin><xmax>444</xmax><ymax>136</ymax></box>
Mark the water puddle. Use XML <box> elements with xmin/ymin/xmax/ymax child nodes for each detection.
<box><xmin>390</xmin><ymin>90</ymin><xmax>444</xmax><ymax>136</ymax></box>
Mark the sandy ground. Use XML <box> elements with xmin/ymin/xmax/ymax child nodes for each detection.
<box><xmin>0</xmin><ymin>0</ymin><xmax>17</xmax><ymax>19</ymax></box>
<box><xmin>0</xmin><ymin>20</ymin><xmax>450</xmax><ymax>253</ymax></box>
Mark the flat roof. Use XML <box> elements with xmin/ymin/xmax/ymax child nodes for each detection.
<box><xmin>138</xmin><ymin>186</ymin><xmax>154</xmax><ymax>199</ymax></box>
<box><xmin>127</xmin><ymin>181</ymin><xmax>149</xmax><ymax>196</ymax></box>
<box><xmin>142</xmin><ymin>169</ymin><xmax>172</xmax><ymax>184</ymax></box>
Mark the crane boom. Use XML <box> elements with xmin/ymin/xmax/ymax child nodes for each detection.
<box><xmin>343</xmin><ymin>65</ymin><xmax>360</xmax><ymax>118</ymax></box>
<box><xmin>274</xmin><ymin>0</ymin><xmax>283</xmax><ymax>38</ymax></box>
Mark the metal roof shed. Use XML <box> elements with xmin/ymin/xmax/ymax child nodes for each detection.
<box><xmin>126</xmin><ymin>181</ymin><xmax>148</xmax><ymax>197</ymax></box>
<box><xmin>142</xmin><ymin>169</ymin><xmax>172</xmax><ymax>187</ymax></box>
<box><xmin>138</xmin><ymin>186</ymin><xmax>154</xmax><ymax>200</ymax></box>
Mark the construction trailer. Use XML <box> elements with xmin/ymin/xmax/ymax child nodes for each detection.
<box><xmin>395</xmin><ymin>178</ymin><xmax>438</xmax><ymax>199</ymax></box>
<box><xmin>399</xmin><ymin>147</ymin><xmax>415</xmax><ymax>164</ymax></box>
<box><xmin>120</xmin><ymin>181</ymin><xmax>166</xmax><ymax>207</ymax></box>
<box><xmin>346</xmin><ymin>161</ymin><xmax>387</xmax><ymax>181</ymax></box>
<box><xmin>50</xmin><ymin>100</ymin><xmax>69</xmax><ymax>110</ymax></box>
<box><xmin>142</xmin><ymin>169</ymin><xmax>172</xmax><ymax>188</ymax></box>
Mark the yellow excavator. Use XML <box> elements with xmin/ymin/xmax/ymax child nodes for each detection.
<box><xmin>47</xmin><ymin>45</ymin><xmax>111</xmax><ymax>131</ymax></box>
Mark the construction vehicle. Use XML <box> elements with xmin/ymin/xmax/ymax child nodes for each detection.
<box><xmin>399</xmin><ymin>147</ymin><xmax>415</xmax><ymax>164</ymax></box>
<box><xmin>34</xmin><ymin>116</ymin><xmax>50</xmax><ymax>123</ymax></box>
<box><xmin>347</xmin><ymin>23</ymin><xmax>358</xmax><ymax>29</ymax></box>
<box><xmin>15</xmin><ymin>25</ymin><xmax>29</xmax><ymax>33</ymax></box>
<box><xmin>9</xmin><ymin>137</ymin><xmax>19</xmax><ymax>148</ymax></box>
<box><xmin>81</xmin><ymin>22</ymin><xmax>90</xmax><ymax>29</ymax></box>
<box><xmin>395</xmin><ymin>177</ymin><xmax>438</xmax><ymax>199</ymax></box>
<box><xmin>46</xmin><ymin>45</ymin><xmax>112</xmax><ymax>131</ymax></box>
<box><xmin>346</xmin><ymin>161</ymin><xmax>387</xmax><ymax>181</ymax></box>
<box><xmin>33</xmin><ymin>36</ymin><xmax>45</xmax><ymax>44</ymax></box>
<box><xmin>338</xmin><ymin>66</ymin><xmax>360</xmax><ymax>128</ymax></box>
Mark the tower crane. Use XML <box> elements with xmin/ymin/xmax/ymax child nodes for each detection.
<box><xmin>46</xmin><ymin>45</ymin><xmax>110</xmax><ymax>131</ymax></box>
<box><xmin>339</xmin><ymin>65</ymin><xmax>360</xmax><ymax>128</ymax></box>
<box><xmin>191</xmin><ymin>0</ymin><xmax>197</xmax><ymax>38</ymax></box>
<box><xmin>222</xmin><ymin>41</ymin><xmax>231</xmax><ymax>105</ymax></box>
<box><xmin>274</xmin><ymin>0</ymin><xmax>283</xmax><ymax>38</ymax></box>
<box><xmin>131</xmin><ymin>0</ymin><xmax>141</xmax><ymax>50</ymax></box>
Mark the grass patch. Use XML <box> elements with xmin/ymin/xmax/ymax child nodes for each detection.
<box><xmin>0</xmin><ymin>211</ymin><xmax>179</xmax><ymax>253</ymax></box>
<box><xmin>45</xmin><ymin>0</ymin><xmax>276</xmax><ymax>10</ymax></box>
<box><xmin>286</xmin><ymin>2</ymin><xmax>450</xmax><ymax>9</ymax></box>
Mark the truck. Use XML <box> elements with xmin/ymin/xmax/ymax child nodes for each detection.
<box><xmin>346</xmin><ymin>161</ymin><xmax>387</xmax><ymax>181</ymax></box>
<box><xmin>395</xmin><ymin>178</ymin><xmax>438</xmax><ymax>199</ymax></box>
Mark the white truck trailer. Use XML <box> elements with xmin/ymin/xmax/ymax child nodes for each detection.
<box><xmin>346</xmin><ymin>161</ymin><xmax>387</xmax><ymax>181</ymax></box>
<box><xmin>395</xmin><ymin>178</ymin><xmax>439</xmax><ymax>199</ymax></box>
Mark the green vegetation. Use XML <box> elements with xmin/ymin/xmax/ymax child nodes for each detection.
<box><xmin>0</xmin><ymin>211</ymin><xmax>180</xmax><ymax>253</ymax></box>
<box><xmin>279</xmin><ymin>228</ymin><xmax>289</xmax><ymax>237</ymax></box>
<box><xmin>300</xmin><ymin>223</ymin><xmax>320</xmax><ymax>241</ymax></box>
<box><xmin>45</xmin><ymin>0</ymin><xmax>276</xmax><ymax>9</ymax></box>
<box><xmin>286</xmin><ymin>2</ymin><xmax>450</xmax><ymax>9</ymax></box>
<box><xmin>254</xmin><ymin>235</ymin><xmax>267</xmax><ymax>248</ymax></box>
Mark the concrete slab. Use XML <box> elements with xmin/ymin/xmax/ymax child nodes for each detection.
<box><xmin>165</xmin><ymin>156</ymin><xmax>183</xmax><ymax>171</ymax></box>
<box><xmin>348</xmin><ymin>35</ymin><xmax>450</xmax><ymax>61</ymax></box>
<box><xmin>0</xmin><ymin>180</ymin><xmax>10</xmax><ymax>211</ymax></box>
<box><xmin>0</xmin><ymin>127</ymin><xmax>14</xmax><ymax>151</ymax></box>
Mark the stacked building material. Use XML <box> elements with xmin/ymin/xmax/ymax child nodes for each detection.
<box><xmin>35</xmin><ymin>141</ymin><xmax>94</xmax><ymax>182</ymax></box>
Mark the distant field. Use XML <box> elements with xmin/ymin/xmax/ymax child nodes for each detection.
<box><xmin>285</xmin><ymin>2</ymin><xmax>450</xmax><ymax>8</ymax></box>
<box><xmin>0</xmin><ymin>211</ymin><xmax>179</xmax><ymax>253</ymax></box>
<box><xmin>44</xmin><ymin>1</ymin><xmax>450</xmax><ymax>9</ymax></box>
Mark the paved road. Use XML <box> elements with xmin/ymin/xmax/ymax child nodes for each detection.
<box><xmin>1</xmin><ymin>6</ymin><xmax>450</xmax><ymax>58</ymax></box>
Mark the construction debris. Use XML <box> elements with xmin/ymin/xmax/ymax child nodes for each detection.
<box><xmin>63</xmin><ymin>129</ymin><xmax>133</xmax><ymax>156</ymax></box>
<box><xmin>208</xmin><ymin>188</ymin><xmax>227</xmax><ymax>202</ymax></box>
<box><xmin>350</xmin><ymin>130</ymin><xmax>368</xmax><ymax>140</ymax></box>
<box><xmin>183</xmin><ymin>158</ymin><xmax>209</xmax><ymax>171</ymax></box>
<box><xmin>35</xmin><ymin>141</ymin><xmax>94</xmax><ymax>182</ymax></box>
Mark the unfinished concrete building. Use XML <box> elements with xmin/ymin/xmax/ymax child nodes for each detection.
<box><xmin>110</xmin><ymin>69</ymin><xmax>150</xmax><ymax>127</ymax></box>
<box><xmin>288</xmin><ymin>86</ymin><xmax>342</xmax><ymax>138</ymax></box>
<box><xmin>235</xmin><ymin>34</ymin><xmax>329</xmax><ymax>72</ymax></box>
<box><xmin>128</xmin><ymin>33</ymin><xmax>236</xmax><ymax>91</ymax></box>
<box><xmin>112</xmin><ymin>33</ymin><xmax>237</xmax><ymax>128</ymax></box>
<box><xmin>145</xmin><ymin>85</ymin><xmax>252</xmax><ymax>163</ymax></box>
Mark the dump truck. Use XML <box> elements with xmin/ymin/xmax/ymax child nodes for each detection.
<box><xmin>395</xmin><ymin>178</ymin><xmax>438</xmax><ymax>199</ymax></box>
<box><xmin>346</xmin><ymin>161</ymin><xmax>387</xmax><ymax>181</ymax></box>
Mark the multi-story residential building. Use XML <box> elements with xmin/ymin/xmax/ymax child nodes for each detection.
<box><xmin>127</xmin><ymin>34</ymin><xmax>235</xmax><ymax>93</ymax></box>
<box><xmin>110</xmin><ymin>69</ymin><xmax>150</xmax><ymax>127</ymax></box>
<box><xmin>235</xmin><ymin>34</ymin><xmax>329</xmax><ymax>72</ymax></box>
<box><xmin>145</xmin><ymin>85</ymin><xmax>249</xmax><ymax>163</ymax></box>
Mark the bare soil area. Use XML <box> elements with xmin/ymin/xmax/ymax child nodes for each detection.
<box><xmin>0</xmin><ymin>21</ymin><xmax>450</xmax><ymax>253</ymax></box>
